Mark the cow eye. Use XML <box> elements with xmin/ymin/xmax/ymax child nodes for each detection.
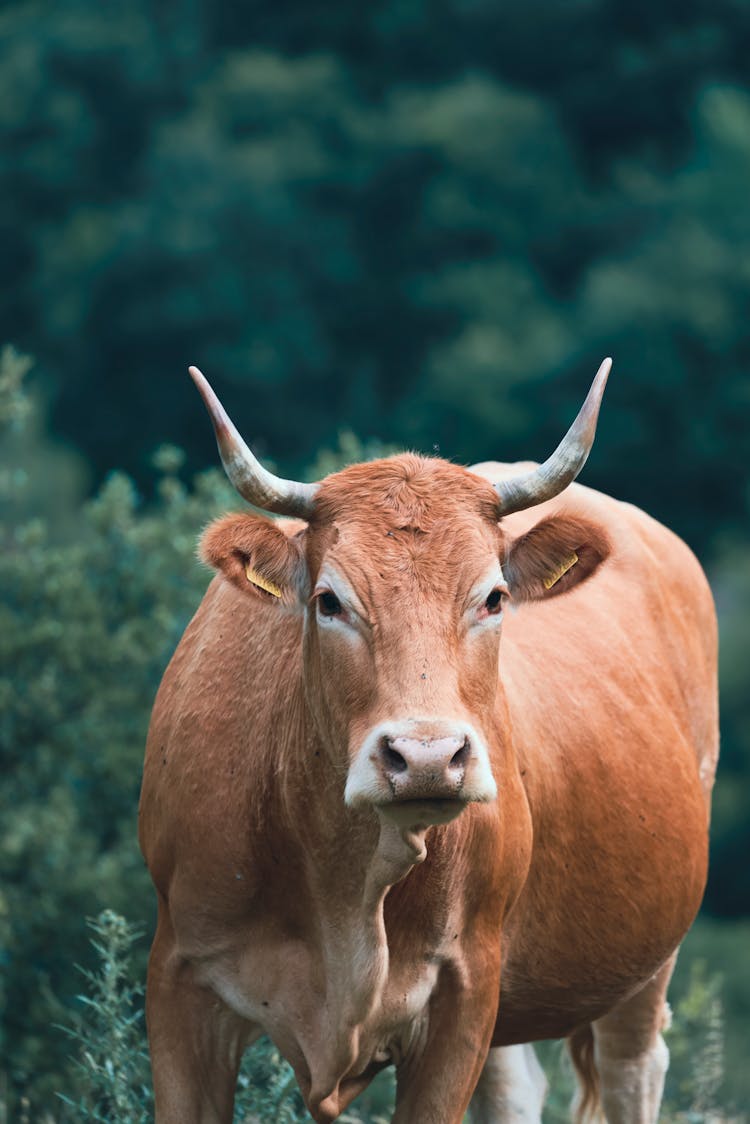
<box><xmin>484</xmin><ymin>588</ymin><xmax>506</xmax><ymax>615</ymax></box>
<box><xmin>318</xmin><ymin>591</ymin><xmax>343</xmax><ymax>617</ymax></box>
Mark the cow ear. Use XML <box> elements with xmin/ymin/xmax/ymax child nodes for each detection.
<box><xmin>504</xmin><ymin>515</ymin><xmax>611</xmax><ymax>603</ymax></box>
<box><xmin>200</xmin><ymin>514</ymin><xmax>308</xmax><ymax>607</ymax></box>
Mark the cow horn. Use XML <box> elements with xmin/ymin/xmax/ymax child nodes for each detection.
<box><xmin>495</xmin><ymin>358</ymin><xmax>612</xmax><ymax>516</ymax></box>
<box><xmin>189</xmin><ymin>366</ymin><xmax>319</xmax><ymax>518</ymax></box>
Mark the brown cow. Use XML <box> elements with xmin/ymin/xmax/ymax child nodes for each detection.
<box><xmin>139</xmin><ymin>360</ymin><xmax>717</xmax><ymax>1124</ymax></box>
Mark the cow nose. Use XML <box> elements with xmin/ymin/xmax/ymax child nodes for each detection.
<box><xmin>379</xmin><ymin>734</ymin><xmax>470</xmax><ymax>795</ymax></box>
<box><xmin>344</xmin><ymin>720</ymin><xmax>497</xmax><ymax>812</ymax></box>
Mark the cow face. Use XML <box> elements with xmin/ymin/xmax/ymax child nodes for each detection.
<box><xmin>202</xmin><ymin>454</ymin><xmax>610</xmax><ymax>829</ymax></box>
<box><xmin>303</xmin><ymin>456</ymin><xmax>504</xmax><ymax>828</ymax></box>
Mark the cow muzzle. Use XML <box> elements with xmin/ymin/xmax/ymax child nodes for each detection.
<box><xmin>381</xmin><ymin>733</ymin><xmax>469</xmax><ymax>797</ymax></box>
<box><xmin>344</xmin><ymin>719</ymin><xmax>498</xmax><ymax>826</ymax></box>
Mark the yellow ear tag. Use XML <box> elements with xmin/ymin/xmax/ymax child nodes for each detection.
<box><xmin>245</xmin><ymin>563</ymin><xmax>282</xmax><ymax>599</ymax></box>
<box><xmin>544</xmin><ymin>551</ymin><xmax>579</xmax><ymax>590</ymax></box>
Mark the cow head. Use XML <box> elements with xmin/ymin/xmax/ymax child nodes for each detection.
<box><xmin>196</xmin><ymin>362</ymin><xmax>611</xmax><ymax>834</ymax></box>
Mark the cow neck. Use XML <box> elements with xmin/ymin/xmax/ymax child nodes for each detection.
<box><xmin>289</xmin><ymin>795</ymin><xmax>435</xmax><ymax>1110</ymax></box>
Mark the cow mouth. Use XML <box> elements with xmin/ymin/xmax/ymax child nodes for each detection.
<box><xmin>376</xmin><ymin>796</ymin><xmax>467</xmax><ymax>828</ymax></box>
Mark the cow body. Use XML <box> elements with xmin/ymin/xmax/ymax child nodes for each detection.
<box><xmin>140</xmin><ymin>456</ymin><xmax>717</xmax><ymax>1124</ymax></box>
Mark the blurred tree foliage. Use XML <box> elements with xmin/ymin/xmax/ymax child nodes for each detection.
<box><xmin>1</xmin><ymin>0</ymin><xmax>749</xmax><ymax>554</ymax></box>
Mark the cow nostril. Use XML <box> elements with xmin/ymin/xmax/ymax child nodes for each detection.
<box><xmin>450</xmin><ymin>738</ymin><xmax>470</xmax><ymax>769</ymax></box>
<box><xmin>381</xmin><ymin>739</ymin><xmax>408</xmax><ymax>774</ymax></box>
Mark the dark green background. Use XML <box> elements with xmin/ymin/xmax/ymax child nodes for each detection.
<box><xmin>1</xmin><ymin>0</ymin><xmax>749</xmax><ymax>1114</ymax></box>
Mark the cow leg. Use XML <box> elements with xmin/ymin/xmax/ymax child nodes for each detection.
<box><xmin>146</xmin><ymin>915</ymin><xmax>250</xmax><ymax>1124</ymax></box>
<box><xmin>391</xmin><ymin>970</ymin><xmax>500</xmax><ymax>1124</ymax></box>
<box><xmin>584</xmin><ymin>956</ymin><xmax>676</xmax><ymax>1124</ymax></box>
<box><xmin>469</xmin><ymin>1044</ymin><xmax>547</xmax><ymax>1123</ymax></box>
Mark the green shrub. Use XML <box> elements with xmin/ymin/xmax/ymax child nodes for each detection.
<box><xmin>57</xmin><ymin>912</ymin><xmax>151</xmax><ymax>1123</ymax></box>
<box><xmin>664</xmin><ymin>960</ymin><xmax>724</xmax><ymax>1120</ymax></box>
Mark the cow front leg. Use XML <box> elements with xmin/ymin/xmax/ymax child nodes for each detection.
<box><xmin>469</xmin><ymin>1044</ymin><xmax>547</xmax><ymax>1124</ymax></box>
<box><xmin>391</xmin><ymin>967</ymin><xmax>499</xmax><ymax>1124</ymax></box>
<box><xmin>146</xmin><ymin>915</ymin><xmax>251</xmax><ymax>1124</ymax></box>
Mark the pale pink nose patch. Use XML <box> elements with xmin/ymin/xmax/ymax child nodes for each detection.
<box><xmin>379</xmin><ymin>734</ymin><xmax>471</xmax><ymax>798</ymax></box>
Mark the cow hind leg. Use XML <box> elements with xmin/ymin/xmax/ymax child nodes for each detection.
<box><xmin>469</xmin><ymin>1044</ymin><xmax>548</xmax><ymax>1124</ymax></box>
<box><xmin>569</xmin><ymin>955</ymin><xmax>676</xmax><ymax>1124</ymax></box>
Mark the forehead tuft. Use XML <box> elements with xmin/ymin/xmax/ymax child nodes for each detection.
<box><xmin>312</xmin><ymin>454</ymin><xmax>500</xmax><ymax>530</ymax></box>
